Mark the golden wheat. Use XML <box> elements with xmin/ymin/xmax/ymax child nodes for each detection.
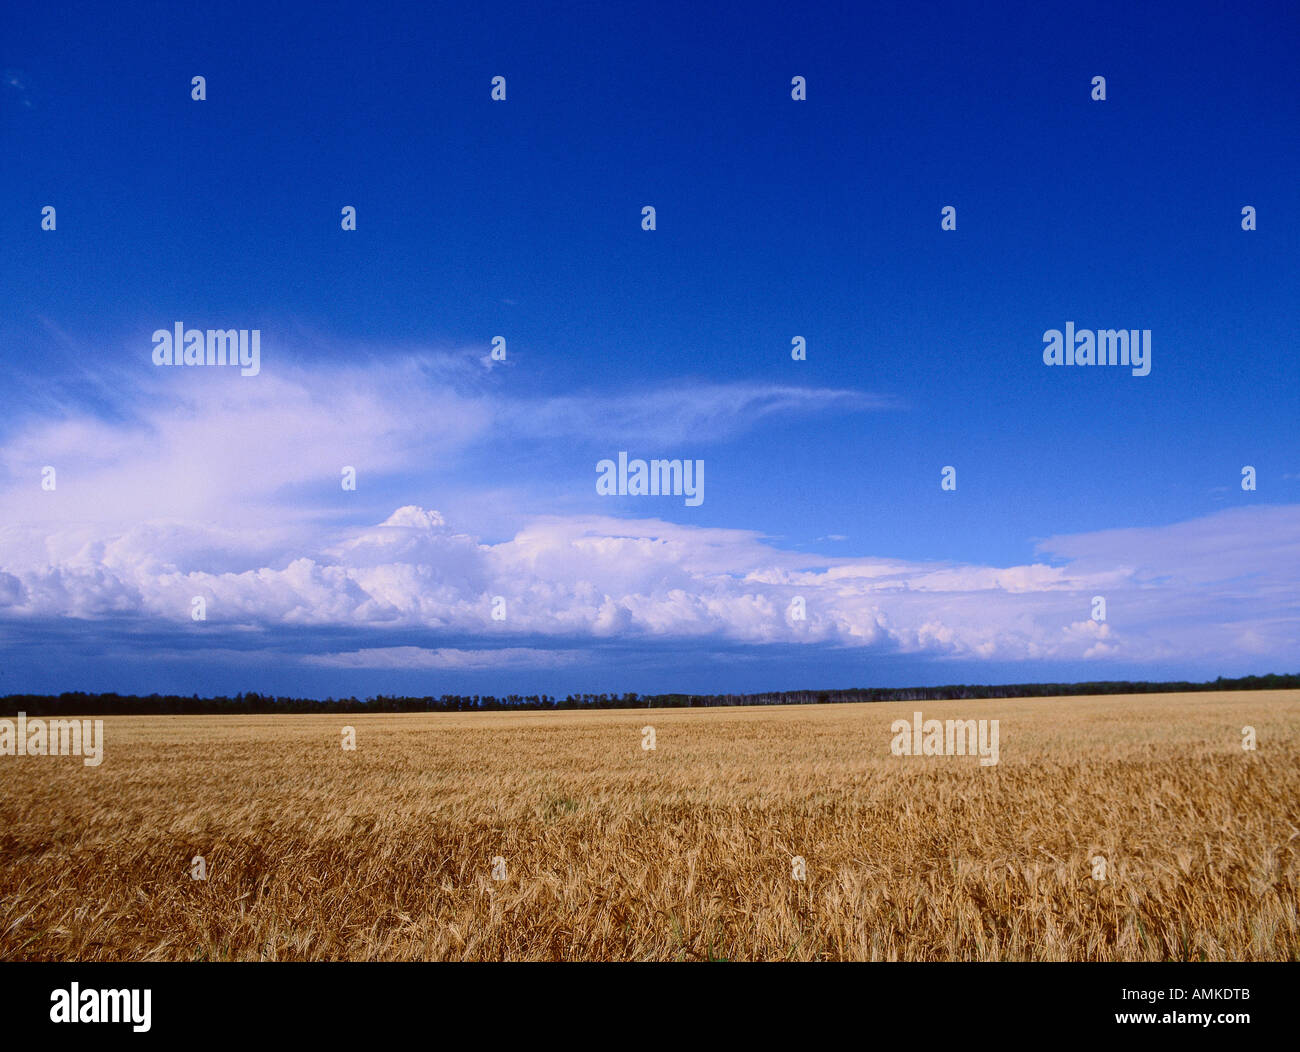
<box><xmin>1</xmin><ymin>690</ymin><xmax>1296</xmax><ymax>961</ymax></box>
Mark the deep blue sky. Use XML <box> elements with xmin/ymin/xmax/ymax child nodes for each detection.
<box><xmin>1</xmin><ymin>0</ymin><xmax>1297</xmax><ymax>698</ymax></box>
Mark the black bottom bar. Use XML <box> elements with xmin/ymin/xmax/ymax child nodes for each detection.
<box><xmin>1</xmin><ymin>961</ymin><xmax>1290</xmax><ymax>1040</ymax></box>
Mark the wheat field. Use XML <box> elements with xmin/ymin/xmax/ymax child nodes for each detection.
<box><xmin>1</xmin><ymin>690</ymin><xmax>1297</xmax><ymax>961</ymax></box>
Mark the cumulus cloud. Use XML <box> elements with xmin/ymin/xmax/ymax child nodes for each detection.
<box><xmin>0</xmin><ymin>500</ymin><xmax>1296</xmax><ymax>668</ymax></box>
<box><xmin>0</xmin><ymin>352</ymin><xmax>1294</xmax><ymax>674</ymax></box>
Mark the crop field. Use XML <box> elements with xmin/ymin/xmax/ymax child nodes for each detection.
<box><xmin>1</xmin><ymin>690</ymin><xmax>1297</xmax><ymax>961</ymax></box>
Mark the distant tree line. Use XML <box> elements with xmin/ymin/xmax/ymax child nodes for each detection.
<box><xmin>0</xmin><ymin>673</ymin><xmax>1296</xmax><ymax>716</ymax></box>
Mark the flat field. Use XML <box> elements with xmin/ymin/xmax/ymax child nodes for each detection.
<box><xmin>1</xmin><ymin>690</ymin><xmax>1297</xmax><ymax>961</ymax></box>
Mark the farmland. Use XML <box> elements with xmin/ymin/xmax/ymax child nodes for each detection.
<box><xmin>1</xmin><ymin>690</ymin><xmax>1297</xmax><ymax>961</ymax></box>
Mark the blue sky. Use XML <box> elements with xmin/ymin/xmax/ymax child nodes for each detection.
<box><xmin>1</xmin><ymin>0</ymin><xmax>1297</xmax><ymax>698</ymax></box>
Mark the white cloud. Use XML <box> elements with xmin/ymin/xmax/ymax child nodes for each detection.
<box><xmin>0</xmin><ymin>357</ymin><xmax>492</xmax><ymax>525</ymax></box>
<box><xmin>504</xmin><ymin>383</ymin><xmax>895</xmax><ymax>444</ymax></box>
<box><xmin>308</xmin><ymin>646</ymin><xmax>583</xmax><ymax>670</ymax></box>
<box><xmin>0</xmin><ymin>500</ymin><xmax>1295</xmax><ymax>667</ymax></box>
<box><xmin>0</xmin><ymin>353</ymin><xmax>1294</xmax><ymax>672</ymax></box>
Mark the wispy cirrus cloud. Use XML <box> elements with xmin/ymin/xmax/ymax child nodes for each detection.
<box><xmin>2</xmin><ymin>69</ymin><xmax>33</xmax><ymax>109</ymax></box>
<box><xmin>0</xmin><ymin>354</ymin><xmax>893</xmax><ymax>528</ymax></box>
<box><xmin>505</xmin><ymin>383</ymin><xmax>897</xmax><ymax>445</ymax></box>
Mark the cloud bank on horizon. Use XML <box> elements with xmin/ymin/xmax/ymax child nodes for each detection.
<box><xmin>0</xmin><ymin>352</ymin><xmax>1294</xmax><ymax>693</ymax></box>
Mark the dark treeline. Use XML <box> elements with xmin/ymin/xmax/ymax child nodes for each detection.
<box><xmin>1</xmin><ymin>673</ymin><xmax>1296</xmax><ymax>716</ymax></box>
